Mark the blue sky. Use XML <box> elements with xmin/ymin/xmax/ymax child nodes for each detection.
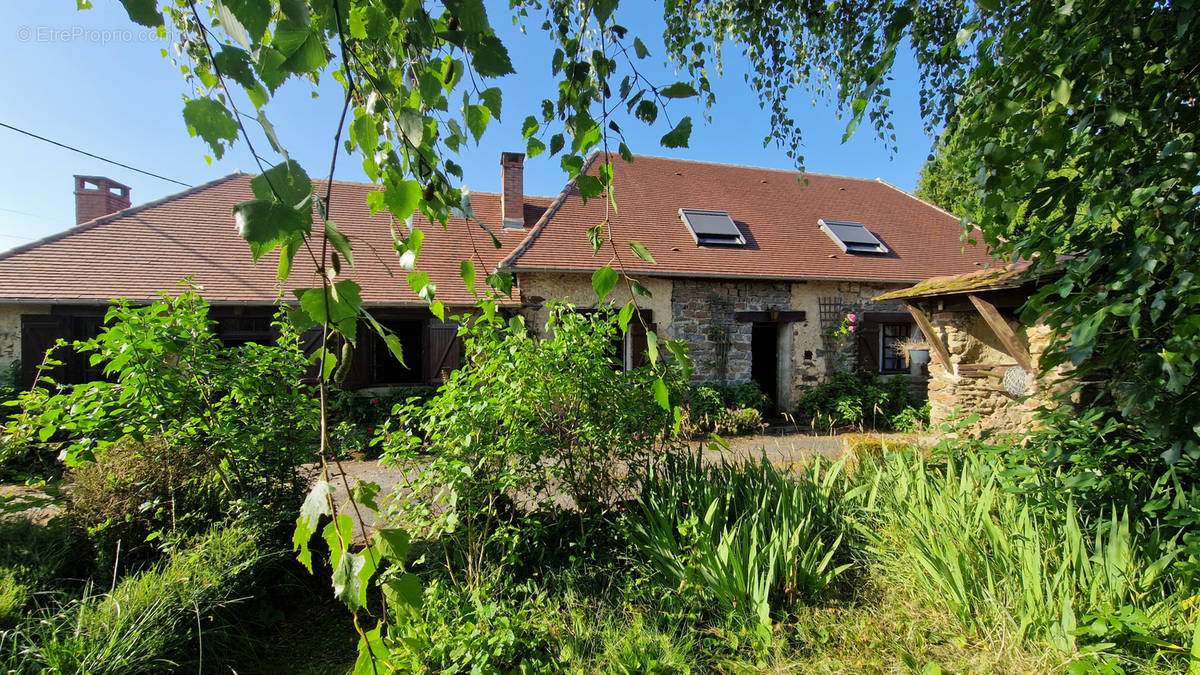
<box><xmin>0</xmin><ymin>2</ymin><xmax>937</xmax><ymax>248</ymax></box>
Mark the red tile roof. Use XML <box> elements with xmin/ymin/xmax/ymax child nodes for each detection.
<box><xmin>0</xmin><ymin>174</ymin><xmax>548</xmax><ymax>306</ymax></box>
<box><xmin>501</xmin><ymin>154</ymin><xmax>995</xmax><ymax>282</ymax></box>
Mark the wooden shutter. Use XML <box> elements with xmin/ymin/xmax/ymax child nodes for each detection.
<box><xmin>856</xmin><ymin>318</ymin><xmax>881</xmax><ymax>374</ymax></box>
<box><xmin>20</xmin><ymin>314</ymin><xmax>67</xmax><ymax>388</ymax></box>
<box><xmin>424</xmin><ymin>319</ymin><xmax>461</xmax><ymax>385</ymax></box>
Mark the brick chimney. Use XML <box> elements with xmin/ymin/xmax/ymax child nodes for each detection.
<box><xmin>500</xmin><ymin>152</ymin><xmax>525</xmax><ymax>230</ymax></box>
<box><xmin>74</xmin><ymin>176</ymin><xmax>131</xmax><ymax>225</ymax></box>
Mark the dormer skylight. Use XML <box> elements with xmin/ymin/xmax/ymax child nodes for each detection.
<box><xmin>680</xmin><ymin>209</ymin><xmax>746</xmax><ymax>246</ymax></box>
<box><xmin>818</xmin><ymin>219</ymin><xmax>889</xmax><ymax>255</ymax></box>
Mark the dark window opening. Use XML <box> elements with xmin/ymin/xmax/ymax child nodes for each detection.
<box><xmin>373</xmin><ymin>320</ymin><xmax>424</xmax><ymax>385</ymax></box>
<box><xmin>880</xmin><ymin>322</ymin><xmax>910</xmax><ymax>373</ymax></box>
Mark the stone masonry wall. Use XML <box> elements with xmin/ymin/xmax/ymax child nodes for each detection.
<box><xmin>515</xmin><ymin>272</ymin><xmax>673</xmax><ymax>338</ymax></box>
<box><xmin>670</xmin><ymin>279</ymin><xmax>792</xmax><ymax>386</ymax></box>
<box><xmin>0</xmin><ymin>304</ymin><xmax>51</xmax><ymax>374</ymax></box>
<box><xmin>927</xmin><ymin>310</ymin><xmax>1061</xmax><ymax>435</ymax></box>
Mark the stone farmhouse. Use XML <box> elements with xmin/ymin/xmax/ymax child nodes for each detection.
<box><xmin>0</xmin><ymin>153</ymin><xmax>994</xmax><ymax>413</ymax></box>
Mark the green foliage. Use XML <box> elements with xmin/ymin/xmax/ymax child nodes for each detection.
<box><xmin>383</xmin><ymin>303</ymin><xmax>687</xmax><ymax>584</ymax></box>
<box><xmin>683</xmin><ymin>381</ymin><xmax>771</xmax><ymax>436</ymax></box>
<box><xmin>2</xmin><ymin>292</ymin><xmax>318</xmax><ymax>540</ymax></box>
<box><xmin>797</xmin><ymin>372</ymin><xmax>915</xmax><ymax>431</ymax></box>
<box><xmin>69</xmin><ymin>436</ymin><xmax>221</xmax><ymax>567</ymax></box>
<box><xmin>2</xmin><ymin>524</ymin><xmax>264</xmax><ymax>674</ymax></box>
<box><xmin>857</xmin><ymin>446</ymin><xmax>1197</xmax><ymax>664</ymax></box>
<box><xmin>627</xmin><ymin>452</ymin><xmax>854</xmax><ymax>626</ymax></box>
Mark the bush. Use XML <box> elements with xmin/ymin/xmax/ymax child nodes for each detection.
<box><xmin>797</xmin><ymin>372</ymin><xmax>915</xmax><ymax>431</ymax></box>
<box><xmin>383</xmin><ymin>303</ymin><xmax>688</xmax><ymax>585</ymax></box>
<box><xmin>2</xmin><ymin>292</ymin><xmax>318</xmax><ymax>545</ymax></box>
<box><xmin>684</xmin><ymin>381</ymin><xmax>770</xmax><ymax>436</ymax></box>
<box><xmin>626</xmin><ymin>452</ymin><xmax>854</xmax><ymax>625</ymax></box>
<box><xmin>3</xmin><ymin>523</ymin><xmax>265</xmax><ymax>674</ymax></box>
<box><xmin>70</xmin><ymin>436</ymin><xmax>222</xmax><ymax>567</ymax></box>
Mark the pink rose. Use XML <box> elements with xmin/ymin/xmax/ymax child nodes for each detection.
<box><xmin>848</xmin><ymin>325</ymin><xmax>856</xmax><ymax>332</ymax></box>
<box><xmin>846</xmin><ymin>313</ymin><xmax>857</xmax><ymax>322</ymax></box>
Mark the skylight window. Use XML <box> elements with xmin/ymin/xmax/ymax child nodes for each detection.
<box><xmin>680</xmin><ymin>209</ymin><xmax>746</xmax><ymax>246</ymax></box>
<box><xmin>818</xmin><ymin>219</ymin><xmax>889</xmax><ymax>255</ymax></box>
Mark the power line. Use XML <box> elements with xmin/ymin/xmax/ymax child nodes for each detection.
<box><xmin>0</xmin><ymin>121</ymin><xmax>193</xmax><ymax>188</ymax></box>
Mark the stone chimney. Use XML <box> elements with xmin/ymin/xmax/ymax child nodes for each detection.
<box><xmin>500</xmin><ymin>152</ymin><xmax>525</xmax><ymax>230</ymax></box>
<box><xmin>74</xmin><ymin>175</ymin><xmax>131</xmax><ymax>225</ymax></box>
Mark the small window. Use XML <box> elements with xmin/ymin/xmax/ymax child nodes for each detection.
<box><xmin>819</xmin><ymin>219</ymin><xmax>889</xmax><ymax>255</ymax></box>
<box><xmin>680</xmin><ymin>209</ymin><xmax>746</xmax><ymax>246</ymax></box>
<box><xmin>880</xmin><ymin>323</ymin><xmax>910</xmax><ymax>373</ymax></box>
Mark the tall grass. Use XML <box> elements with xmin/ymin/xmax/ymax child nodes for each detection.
<box><xmin>626</xmin><ymin>452</ymin><xmax>854</xmax><ymax>625</ymax></box>
<box><xmin>859</xmin><ymin>449</ymin><xmax>1196</xmax><ymax>662</ymax></box>
<box><xmin>2</xmin><ymin>523</ymin><xmax>265</xmax><ymax>674</ymax></box>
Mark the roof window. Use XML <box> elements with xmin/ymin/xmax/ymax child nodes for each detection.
<box><xmin>679</xmin><ymin>209</ymin><xmax>746</xmax><ymax>246</ymax></box>
<box><xmin>818</xmin><ymin>219</ymin><xmax>889</xmax><ymax>255</ymax></box>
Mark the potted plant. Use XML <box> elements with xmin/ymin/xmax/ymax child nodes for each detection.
<box><xmin>894</xmin><ymin>336</ymin><xmax>931</xmax><ymax>376</ymax></box>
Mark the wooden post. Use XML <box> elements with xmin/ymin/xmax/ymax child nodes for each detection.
<box><xmin>968</xmin><ymin>294</ymin><xmax>1035</xmax><ymax>373</ymax></box>
<box><xmin>904</xmin><ymin>302</ymin><xmax>953</xmax><ymax>374</ymax></box>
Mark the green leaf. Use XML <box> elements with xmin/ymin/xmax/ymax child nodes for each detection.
<box><xmin>252</xmin><ymin>159</ymin><xmax>312</xmax><ymax>207</ymax></box>
<box><xmin>1052</xmin><ymin>78</ymin><xmax>1073</xmax><ymax>106</ymax></box>
<box><xmin>118</xmin><ymin>0</ymin><xmax>162</xmax><ymax>27</ymax></box>
<box><xmin>383</xmin><ymin>333</ymin><xmax>406</xmax><ymax>366</ymax></box>
<box><xmin>281</xmin><ymin>30</ymin><xmax>329</xmax><ymax>75</ymax></box>
<box><xmin>659</xmin><ymin>82</ymin><xmax>698</xmax><ymax>98</ymax></box>
<box><xmin>652</xmin><ymin>377</ymin><xmax>670</xmax><ymax>410</ymax></box>
<box><xmin>332</xmin><ymin>549</ymin><xmax>373</xmax><ymax>611</ymax></box>
<box><xmin>629</xmin><ymin>241</ymin><xmax>657</xmax><ymax>264</ymax></box>
<box><xmin>382</xmin><ymin>573</ymin><xmax>423</xmax><ymax>611</ymax></box>
<box><xmin>618</xmin><ymin>301</ymin><xmax>635</xmax><ymax>333</ymax></box>
<box><xmin>213</xmin><ymin>46</ymin><xmax>268</xmax><ymax>108</ymax></box>
<box><xmin>469</xmin><ymin>34</ymin><xmax>514</xmax><ymax>76</ymax></box>
<box><xmin>479</xmin><ymin>87</ymin><xmax>502</xmax><ymax>120</ymax></box>
<box><xmin>183</xmin><ymin>98</ymin><xmax>239</xmax><ymax>159</ymax></box>
<box><xmin>233</xmin><ymin>199</ymin><xmax>312</xmax><ymax>261</ymax></box>
<box><xmin>461</xmin><ymin>259</ymin><xmax>477</xmax><ymax>296</ymax></box>
<box><xmin>549</xmin><ymin>133</ymin><xmax>565</xmax><ymax>155</ymax></box>
<box><xmin>521</xmin><ymin>115</ymin><xmax>539</xmax><ymax>139</ymax></box>
<box><xmin>635</xmin><ymin>100</ymin><xmax>658</xmax><ymax>124</ymax></box>
<box><xmin>631</xmin><ymin>279</ymin><xmax>652</xmax><ymax>298</ymax></box>
<box><xmin>217</xmin><ymin>0</ymin><xmax>270</xmax><ymax>43</ymax></box>
<box><xmin>371</xmin><ymin>528</ymin><xmax>411</xmax><ymax>563</ymax></box>
<box><xmin>407</xmin><ymin>271</ymin><xmax>436</xmax><ymax>301</ymax></box>
<box><xmin>660</xmin><ymin>117</ymin><xmax>693</xmax><ymax>148</ymax></box>
<box><xmin>592</xmin><ymin>266</ymin><xmax>618</xmax><ymax>303</ymax></box>
<box><xmin>587</xmin><ymin>225</ymin><xmax>604</xmax><ymax>254</ymax></box>
<box><xmin>646</xmin><ymin>329</ymin><xmax>660</xmax><ymax>364</ymax></box>
<box><xmin>324</xmin><ymin>221</ymin><xmax>354</xmax><ymax>267</ymax></box>
<box><xmin>465</xmin><ymin>105</ymin><xmax>491</xmax><ymax>142</ymax></box>
<box><xmin>382</xmin><ymin>178</ymin><xmax>422</xmax><ymax>221</ymax></box>
<box><xmin>633</xmin><ymin>37</ymin><xmax>649</xmax><ymax>59</ymax></box>
<box><xmin>348</xmin><ymin>479</ymin><xmax>381</xmax><ymax>511</ymax></box>
<box><xmin>577</xmin><ymin>175</ymin><xmax>604</xmax><ymax>201</ymax></box>
<box><xmin>486</xmin><ymin>271</ymin><xmax>513</xmax><ymax>296</ymax></box>
<box><xmin>293</xmin><ymin>480</ymin><xmax>333</xmax><ymax>573</ymax></box>
<box><xmin>526</xmin><ymin>137</ymin><xmax>546</xmax><ymax>158</ymax></box>
<box><xmin>296</xmin><ymin>280</ymin><xmax>363</xmax><ymax>342</ymax></box>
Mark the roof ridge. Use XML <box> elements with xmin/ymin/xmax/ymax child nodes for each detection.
<box><xmin>498</xmin><ymin>150</ymin><xmax>603</xmax><ymax>271</ymax></box>
<box><xmin>629</xmin><ymin>153</ymin><xmax>890</xmax><ymax>184</ymax></box>
<box><xmin>872</xmin><ymin>177</ymin><xmax>962</xmax><ymax>220</ymax></box>
<box><xmin>0</xmin><ymin>172</ymin><xmax>246</xmax><ymax>262</ymax></box>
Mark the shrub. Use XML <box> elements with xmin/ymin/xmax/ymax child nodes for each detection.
<box><xmin>2</xmin><ymin>292</ymin><xmax>318</xmax><ymax>543</ymax></box>
<box><xmin>626</xmin><ymin>452</ymin><xmax>854</xmax><ymax>625</ymax></box>
<box><xmin>684</xmin><ymin>381</ymin><xmax>771</xmax><ymax>436</ymax></box>
<box><xmin>711</xmin><ymin>407</ymin><xmax>765</xmax><ymax>436</ymax></box>
<box><xmin>383</xmin><ymin>303</ymin><xmax>688</xmax><ymax>585</ymax></box>
<box><xmin>797</xmin><ymin>372</ymin><xmax>914</xmax><ymax>431</ymax></box>
<box><xmin>70</xmin><ymin>436</ymin><xmax>221</xmax><ymax>567</ymax></box>
<box><xmin>4</xmin><ymin>523</ymin><xmax>265</xmax><ymax>674</ymax></box>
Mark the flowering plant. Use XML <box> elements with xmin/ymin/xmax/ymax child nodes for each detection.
<box><xmin>830</xmin><ymin>312</ymin><xmax>859</xmax><ymax>338</ymax></box>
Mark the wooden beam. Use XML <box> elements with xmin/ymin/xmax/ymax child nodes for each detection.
<box><xmin>904</xmin><ymin>302</ymin><xmax>953</xmax><ymax>375</ymax></box>
<box><xmin>734</xmin><ymin>310</ymin><xmax>807</xmax><ymax>323</ymax></box>
<box><xmin>968</xmin><ymin>294</ymin><xmax>1035</xmax><ymax>373</ymax></box>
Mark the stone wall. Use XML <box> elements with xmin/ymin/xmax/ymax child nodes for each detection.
<box><xmin>515</xmin><ymin>272</ymin><xmax>674</xmax><ymax>337</ymax></box>
<box><xmin>927</xmin><ymin>310</ymin><xmax>1061</xmax><ymax>435</ymax></box>
<box><xmin>514</xmin><ymin>273</ymin><xmax>918</xmax><ymax>414</ymax></box>
<box><xmin>0</xmin><ymin>304</ymin><xmax>51</xmax><ymax>374</ymax></box>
